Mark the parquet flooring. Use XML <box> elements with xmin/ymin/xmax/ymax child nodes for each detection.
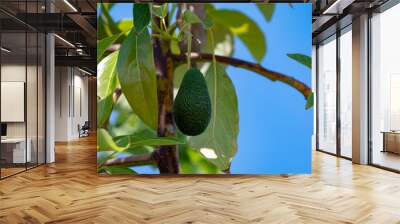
<box><xmin>1</xmin><ymin>167</ymin><xmax>26</xmax><ymax>178</ymax></box>
<box><xmin>1</xmin><ymin>135</ymin><xmax>400</xmax><ymax>223</ymax></box>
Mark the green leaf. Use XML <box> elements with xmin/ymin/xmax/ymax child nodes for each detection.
<box><xmin>152</xmin><ymin>5</ymin><xmax>163</xmax><ymax>18</ymax></box>
<box><xmin>100</xmin><ymin>3</ymin><xmax>115</xmax><ymax>12</ymax></box>
<box><xmin>133</xmin><ymin>4</ymin><xmax>151</xmax><ymax>33</ymax></box>
<box><xmin>98</xmin><ymin>129</ymin><xmax>182</xmax><ymax>166</ymax></box>
<box><xmin>305</xmin><ymin>92</ymin><xmax>314</xmax><ymax>110</ymax></box>
<box><xmin>190</xmin><ymin>64</ymin><xmax>239</xmax><ymax>171</ymax></box>
<box><xmin>98</xmin><ymin>3</ymin><xmax>121</xmax><ymax>39</ymax></box>
<box><xmin>97</xmin><ymin>33</ymin><xmax>123</xmax><ymax>63</ymax></box>
<box><xmin>97</xmin><ymin>51</ymin><xmax>119</xmax><ymax>127</ymax></box>
<box><xmin>287</xmin><ymin>53</ymin><xmax>312</xmax><ymax>69</ymax></box>
<box><xmin>204</xmin><ymin>3</ymin><xmax>216</xmax><ymax>12</ymax></box>
<box><xmin>177</xmin><ymin>31</ymin><xmax>185</xmax><ymax>42</ymax></box>
<box><xmin>97</xmin><ymin>95</ymin><xmax>113</xmax><ymax>127</ymax></box>
<box><xmin>97</xmin><ymin>151</ymin><xmax>114</xmax><ymax>166</ymax></box>
<box><xmin>183</xmin><ymin>10</ymin><xmax>213</xmax><ymax>29</ymax></box>
<box><xmin>162</xmin><ymin>3</ymin><xmax>169</xmax><ymax>18</ymax></box>
<box><xmin>114</xmin><ymin>130</ymin><xmax>185</xmax><ymax>148</ymax></box>
<box><xmin>103</xmin><ymin>166</ymin><xmax>137</xmax><ymax>174</ymax></box>
<box><xmin>108</xmin><ymin>98</ymin><xmax>152</xmax><ymax>137</ymax></box>
<box><xmin>173</xmin><ymin>63</ymin><xmax>187</xmax><ymax>89</ymax></box>
<box><xmin>98</xmin><ymin>128</ymin><xmax>179</xmax><ymax>167</ymax></box>
<box><xmin>117</xmin><ymin>19</ymin><xmax>134</xmax><ymax>32</ymax></box>
<box><xmin>98</xmin><ymin>128</ymin><xmax>124</xmax><ymax>152</ymax></box>
<box><xmin>98</xmin><ymin>51</ymin><xmax>119</xmax><ymax>99</ymax></box>
<box><xmin>123</xmin><ymin>146</ymin><xmax>154</xmax><ymax>156</ymax></box>
<box><xmin>169</xmin><ymin>3</ymin><xmax>178</xmax><ymax>24</ymax></box>
<box><xmin>209</xmin><ymin>9</ymin><xmax>266</xmax><ymax>62</ymax></box>
<box><xmin>170</xmin><ymin>39</ymin><xmax>181</xmax><ymax>55</ymax></box>
<box><xmin>256</xmin><ymin>3</ymin><xmax>275</xmax><ymax>22</ymax></box>
<box><xmin>202</xmin><ymin>17</ymin><xmax>214</xmax><ymax>29</ymax></box>
<box><xmin>177</xmin><ymin>131</ymin><xmax>218</xmax><ymax>174</ymax></box>
<box><xmin>183</xmin><ymin>10</ymin><xmax>203</xmax><ymax>24</ymax></box>
<box><xmin>205</xmin><ymin>24</ymin><xmax>234</xmax><ymax>57</ymax></box>
<box><xmin>117</xmin><ymin>28</ymin><xmax>158</xmax><ymax>130</ymax></box>
<box><xmin>152</xmin><ymin>4</ymin><xmax>168</xmax><ymax>18</ymax></box>
<box><xmin>179</xmin><ymin>145</ymin><xmax>220</xmax><ymax>174</ymax></box>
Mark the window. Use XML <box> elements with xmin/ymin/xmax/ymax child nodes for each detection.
<box><xmin>339</xmin><ymin>27</ymin><xmax>352</xmax><ymax>158</ymax></box>
<box><xmin>317</xmin><ymin>35</ymin><xmax>337</xmax><ymax>154</ymax></box>
<box><xmin>0</xmin><ymin>1</ymin><xmax>46</xmax><ymax>179</ymax></box>
<box><xmin>370</xmin><ymin>2</ymin><xmax>400</xmax><ymax>171</ymax></box>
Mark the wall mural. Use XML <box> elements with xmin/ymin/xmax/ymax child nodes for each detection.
<box><xmin>97</xmin><ymin>3</ymin><xmax>313</xmax><ymax>174</ymax></box>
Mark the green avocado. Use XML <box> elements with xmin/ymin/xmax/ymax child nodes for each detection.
<box><xmin>173</xmin><ymin>68</ymin><xmax>211</xmax><ymax>136</ymax></box>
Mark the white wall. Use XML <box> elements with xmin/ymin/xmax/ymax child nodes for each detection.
<box><xmin>1</xmin><ymin>82</ymin><xmax>25</xmax><ymax>122</ymax></box>
<box><xmin>55</xmin><ymin>66</ymin><xmax>69</xmax><ymax>141</ymax></box>
<box><xmin>54</xmin><ymin>66</ymin><xmax>89</xmax><ymax>141</ymax></box>
<box><xmin>1</xmin><ymin>65</ymin><xmax>26</xmax><ymax>142</ymax></box>
<box><xmin>1</xmin><ymin>65</ymin><xmax>34</xmax><ymax>138</ymax></box>
<box><xmin>1</xmin><ymin>63</ymin><xmax>46</xmax><ymax>164</ymax></box>
<box><xmin>72</xmin><ymin>72</ymin><xmax>89</xmax><ymax>138</ymax></box>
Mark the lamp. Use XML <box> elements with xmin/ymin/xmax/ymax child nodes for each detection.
<box><xmin>63</xmin><ymin>0</ymin><xmax>78</xmax><ymax>12</ymax></box>
<box><xmin>78</xmin><ymin>67</ymin><xmax>92</xmax><ymax>76</ymax></box>
<box><xmin>1</xmin><ymin>47</ymin><xmax>11</xmax><ymax>53</ymax></box>
<box><xmin>322</xmin><ymin>0</ymin><xmax>354</xmax><ymax>15</ymax></box>
<box><xmin>54</xmin><ymin>34</ymin><xmax>75</xmax><ymax>48</ymax></box>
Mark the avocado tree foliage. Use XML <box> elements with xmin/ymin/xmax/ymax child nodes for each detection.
<box><xmin>97</xmin><ymin>3</ymin><xmax>312</xmax><ymax>174</ymax></box>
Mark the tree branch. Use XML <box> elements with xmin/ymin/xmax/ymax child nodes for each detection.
<box><xmin>172</xmin><ymin>53</ymin><xmax>312</xmax><ymax>99</ymax></box>
<box><xmin>101</xmin><ymin>154</ymin><xmax>155</xmax><ymax>167</ymax></box>
<box><xmin>152</xmin><ymin>15</ymin><xmax>180</xmax><ymax>174</ymax></box>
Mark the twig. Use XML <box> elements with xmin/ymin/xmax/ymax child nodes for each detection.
<box><xmin>106</xmin><ymin>43</ymin><xmax>121</xmax><ymax>53</ymax></box>
<box><xmin>172</xmin><ymin>53</ymin><xmax>312</xmax><ymax>99</ymax></box>
<box><xmin>101</xmin><ymin>154</ymin><xmax>155</xmax><ymax>167</ymax></box>
<box><xmin>113</xmin><ymin>87</ymin><xmax>122</xmax><ymax>103</ymax></box>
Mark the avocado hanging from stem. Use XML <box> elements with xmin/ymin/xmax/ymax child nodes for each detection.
<box><xmin>173</xmin><ymin>68</ymin><xmax>212</xmax><ymax>136</ymax></box>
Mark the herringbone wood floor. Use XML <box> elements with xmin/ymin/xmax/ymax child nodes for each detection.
<box><xmin>1</xmin><ymin>135</ymin><xmax>400</xmax><ymax>224</ymax></box>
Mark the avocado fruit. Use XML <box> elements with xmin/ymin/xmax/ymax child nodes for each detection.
<box><xmin>173</xmin><ymin>68</ymin><xmax>211</xmax><ymax>136</ymax></box>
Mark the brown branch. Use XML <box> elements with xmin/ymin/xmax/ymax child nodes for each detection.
<box><xmin>189</xmin><ymin>4</ymin><xmax>206</xmax><ymax>52</ymax></box>
<box><xmin>152</xmin><ymin>15</ymin><xmax>180</xmax><ymax>174</ymax></box>
<box><xmin>101</xmin><ymin>154</ymin><xmax>155</xmax><ymax>167</ymax></box>
<box><xmin>106</xmin><ymin>43</ymin><xmax>121</xmax><ymax>53</ymax></box>
<box><xmin>113</xmin><ymin>87</ymin><xmax>122</xmax><ymax>103</ymax></box>
<box><xmin>176</xmin><ymin>4</ymin><xmax>184</xmax><ymax>30</ymax></box>
<box><xmin>172</xmin><ymin>53</ymin><xmax>312</xmax><ymax>99</ymax></box>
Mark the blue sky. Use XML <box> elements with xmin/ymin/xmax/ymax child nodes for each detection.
<box><xmin>108</xmin><ymin>3</ymin><xmax>312</xmax><ymax>174</ymax></box>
